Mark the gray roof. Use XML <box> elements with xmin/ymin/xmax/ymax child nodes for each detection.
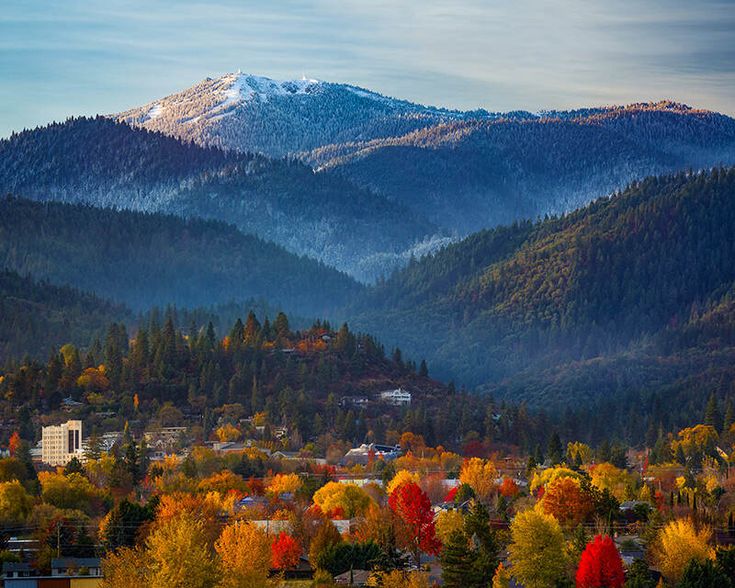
<box><xmin>2</xmin><ymin>562</ymin><xmax>31</xmax><ymax>572</ymax></box>
<box><xmin>51</xmin><ymin>558</ymin><xmax>101</xmax><ymax>568</ymax></box>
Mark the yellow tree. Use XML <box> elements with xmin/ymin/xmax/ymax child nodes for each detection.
<box><xmin>38</xmin><ymin>471</ymin><xmax>99</xmax><ymax>513</ymax></box>
<box><xmin>146</xmin><ymin>512</ymin><xmax>220</xmax><ymax>588</ymax></box>
<box><xmin>312</xmin><ymin>481</ymin><xmax>372</xmax><ymax>518</ymax></box>
<box><xmin>588</xmin><ymin>462</ymin><xmax>636</xmax><ymax>501</ymax></box>
<box><xmin>459</xmin><ymin>458</ymin><xmax>498</xmax><ymax>501</ymax></box>
<box><xmin>101</xmin><ymin>547</ymin><xmax>148</xmax><ymax>588</ymax></box>
<box><xmin>529</xmin><ymin>466</ymin><xmax>582</xmax><ymax>493</ymax></box>
<box><xmin>156</xmin><ymin>493</ymin><xmax>222</xmax><ymax>547</ymax></box>
<box><xmin>378</xmin><ymin>570</ymin><xmax>431</xmax><ymax>588</ymax></box>
<box><xmin>508</xmin><ymin>508</ymin><xmax>569</xmax><ymax>588</ymax></box>
<box><xmin>387</xmin><ymin>470</ymin><xmax>420</xmax><ymax>495</ymax></box>
<box><xmin>267</xmin><ymin>473</ymin><xmax>303</xmax><ymax>496</ymax></box>
<box><xmin>215</xmin><ymin>521</ymin><xmax>274</xmax><ymax>588</ymax></box>
<box><xmin>434</xmin><ymin>510</ymin><xmax>465</xmax><ymax>544</ymax></box>
<box><xmin>0</xmin><ymin>480</ymin><xmax>33</xmax><ymax>525</ymax></box>
<box><xmin>215</xmin><ymin>424</ymin><xmax>241</xmax><ymax>443</ymax></box>
<box><xmin>653</xmin><ymin>519</ymin><xmax>714</xmax><ymax>583</ymax></box>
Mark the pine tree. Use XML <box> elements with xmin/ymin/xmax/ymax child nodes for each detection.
<box><xmin>704</xmin><ymin>393</ymin><xmax>722</xmax><ymax>432</ymax></box>
<box><xmin>548</xmin><ymin>432</ymin><xmax>563</xmax><ymax>465</ymax></box>
<box><xmin>440</xmin><ymin>531</ymin><xmax>478</xmax><ymax>587</ymax></box>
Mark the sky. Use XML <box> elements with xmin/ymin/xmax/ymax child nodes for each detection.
<box><xmin>1</xmin><ymin>0</ymin><xmax>734</xmax><ymax>138</ymax></box>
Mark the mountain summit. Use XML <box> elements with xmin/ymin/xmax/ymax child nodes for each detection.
<box><xmin>117</xmin><ymin>71</ymin><xmax>482</xmax><ymax>156</ymax></box>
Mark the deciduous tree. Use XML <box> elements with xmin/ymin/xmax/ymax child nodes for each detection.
<box><xmin>653</xmin><ymin>519</ymin><xmax>714</xmax><ymax>583</ymax></box>
<box><xmin>575</xmin><ymin>535</ymin><xmax>624</xmax><ymax>588</ymax></box>
<box><xmin>215</xmin><ymin>521</ymin><xmax>274</xmax><ymax>588</ymax></box>
<box><xmin>508</xmin><ymin>508</ymin><xmax>568</xmax><ymax>588</ymax></box>
<box><xmin>388</xmin><ymin>481</ymin><xmax>440</xmax><ymax>566</ymax></box>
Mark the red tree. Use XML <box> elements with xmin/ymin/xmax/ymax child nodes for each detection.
<box><xmin>8</xmin><ymin>431</ymin><xmax>21</xmax><ymax>456</ymax></box>
<box><xmin>444</xmin><ymin>486</ymin><xmax>458</xmax><ymax>503</ymax></box>
<box><xmin>499</xmin><ymin>477</ymin><xmax>520</xmax><ymax>498</ymax></box>
<box><xmin>576</xmin><ymin>535</ymin><xmax>625</xmax><ymax>588</ymax></box>
<box><xmin>271</xmin><ymin>532</ymin><xmax>302</xmax><ymax>570</ymax></box>
<box><xmin>388</xmin><ymin>481</ymin><xmax>441</xmax><ymax>565</ymax></box>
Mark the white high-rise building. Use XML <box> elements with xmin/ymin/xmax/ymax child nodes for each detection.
<box><xmin>41</xmin><ymin>420</ymin><xmax>83</xmax><ymax>466</ymax></box>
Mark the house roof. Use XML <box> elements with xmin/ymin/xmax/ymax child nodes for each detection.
<box><xmin>2</xmin><ymin>562</ymin><xmax>32</xmax><ymax>572</ymax></box>
<box><xmin>51</xmin><ymin>558</ymin><xmax>101</xmax><ymax>568</ymax></box>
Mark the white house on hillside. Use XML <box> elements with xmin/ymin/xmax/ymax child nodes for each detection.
<box><xmin>379</xmin><ymin>387</ymin><xmax>412</xmax><ymax>406</ymax></box>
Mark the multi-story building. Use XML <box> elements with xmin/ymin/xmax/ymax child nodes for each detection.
<box><xmin>41</xmin><ymin>420</ymin><xmax>83</xmax><ymax>466</ymax></box>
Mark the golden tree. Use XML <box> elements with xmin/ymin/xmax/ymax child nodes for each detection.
<box><xmin>508</xmin><ymin>508</ymin><xmax>569</xmax><ymax>588</ymax></box>
<box><xmin>459</xmin><ymin>458</ymin><xmax>498</xmax><ymax>501</ymax></box>
<box><xmin>386</xmin><ymin>470</ymin><xmax>420</xmax><ymax>495</ymax></box>
<box><xmin>653</xmin><ymin>519</ymin><xmax>714</xmax><ymax>583</ymax></box>
<box><xmin>434</xmin><ymin>509</ymin><xmax>465</xmax><ymax>544</ymax></box>
<box><xmin>215</xmin><ymin>521</ymin><xmax>274</xmax><ymax>588</ymax></box>
<box><xmin>267</xmin><ymin>473</ymin><xmax>303</xmax><ymax>496</ymax></box>
<box><xmin>146</xmin><ymin>512</ymin><xmax>220</xmax><ymax>588</ymax></box>
<box><xmin>0</xmin><ymin>480</ymin><xmax>32</xmax><ymax>524</ymax></box>
<box><xmin>312</xmin><ymin>481</ymin><xmax>372</xmax><ymax>518</ymax></box>
<box><xmin>101</xmin><ymin>547</ymin><xmax>148</xmax><ymax>588</ymax></box>
<box><xmin>529</xmin><ymin>466</ymin><xmax>582</xmax><ymax>493</ymax></box>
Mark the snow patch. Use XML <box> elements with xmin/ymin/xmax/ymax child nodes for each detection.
<box><xmin>145</xmin><ymin>102</ymin><xmax>162</xmax><ymax>121</ymax></box>
<box><xmin>220</xmin><ymin>72</ymin><xmax>321</xmax><ymax>108</ymax></box>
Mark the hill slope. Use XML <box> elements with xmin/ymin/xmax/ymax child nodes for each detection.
<box><xmin>0</xmin><ymin>117</ymin><xmax>437</xmax><ymax>280</ymax></box>
<box><xmin>0</xmin><ymin>270</ymin><xmax>129</xmax><ymax>361</ymax></box>
<box><xmin>0</xmin><ymin>197</ymin><xmax>361</xmax><ymax>315</ymax></box>
<box><xmin>316</xmin><ymin>103</ymin><xmax>735</xmax><ymax>233</ymax></box>
<box><xmin>350</xmin><ymin>168</ymin><xmax>735</xmax><ymax>409</ymax></box>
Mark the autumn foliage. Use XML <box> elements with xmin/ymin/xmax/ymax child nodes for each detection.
<box><xmin>541</xmin><ymin>476</ymin><xmax>594</xmax><ymax>528</ymax></box>
<box><xmin>388</xmin><ymin>481</ymin><xmax>441</xmax><ymax>564</ymax></box>
<box><xmin>575</xmin><ymin>535</ymin><xmax>625</xmax><ymax>588</ymax></box>
<box><xmin>270</xmin><ymin>531</ymin><xmax>302</xmax><ymax>570</ymax></box>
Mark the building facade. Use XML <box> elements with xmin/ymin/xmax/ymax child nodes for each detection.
<box><xmin>41</xmin><ymin>420</ymin><xmax>83</xmax><ymax>466</ymax></box>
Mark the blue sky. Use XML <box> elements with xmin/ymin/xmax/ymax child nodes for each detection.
<box><xmin>1</xmin><ymin>0</ymin><xmax>734</xmax><ymax>138</ymax></box>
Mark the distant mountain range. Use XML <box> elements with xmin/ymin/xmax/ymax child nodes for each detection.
<box><xmin>116</xmin><ymin>72</ymin><xmax>735</xmax><ymax>241</ymax></box>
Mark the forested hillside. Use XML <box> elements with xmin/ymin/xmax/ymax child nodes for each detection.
<box><xmin>0</xmin><ymin>197</ymin><xmax>360</xmax><ymax>315</ymax></box>
<box><xmin>316</xmin><ymin>103</ymin><xmax>735</xmax><ymax>233</ymax></box>
<box><xmin>0</xmin><ymin>270</ymin><xmax>129</xmax><ymax>361</ymax></box>
<box><xmin>0</xmin><ymin>117</ymin><xmax>437</xmax><ymax>280</ymax></box>
<box><xmin>350</xmin><ymin>168</ymin><xmax>735</xmax><ymax>417</ymax></box>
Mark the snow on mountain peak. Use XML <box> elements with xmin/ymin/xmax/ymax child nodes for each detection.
<box><xmin>221</xmin><ymin>72</ymin><xmax>322</xmax><ymax>106</ymax></box>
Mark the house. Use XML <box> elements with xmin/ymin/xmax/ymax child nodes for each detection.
<box><xmin>144</xmin><ymin>427</ymin><xmax>187</xmax><ymax>453</ymax></box>
<box><xmin>51</xmin><ymin>558</ymin><xmax>102</xmax><ymax>577</ymax></box>
<box><xmin>2</xmin><ymin>562</ymin><xmax>33</xmax><ymax>580</ymax></box>
<box><xmin>379</xmin><ymin>387</ymin><xmax>412</xmax><ymax>406</ymax></box>
<box><xmin>2</xmin><ymin>558</ymin><xmax>103</xmax><ymax>588</ymax></box>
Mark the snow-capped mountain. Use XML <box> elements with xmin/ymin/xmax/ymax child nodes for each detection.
<box><xmin>117</xmin><ymin>71</ymin><xmax>493</xmax><ymax>156</ymax></box>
